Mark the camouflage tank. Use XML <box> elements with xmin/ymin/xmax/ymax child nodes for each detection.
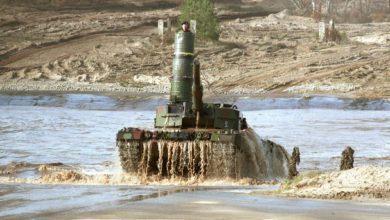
<box><xmin>116</xmin><ymin>29</ymin><xmax>289</xmax><ymax>180</ymax></box>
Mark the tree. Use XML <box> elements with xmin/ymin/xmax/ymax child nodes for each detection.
<box><xmin>178</xmin><ymin>0</ymin><xmax>219</xmax><ymax>41</ymax></box>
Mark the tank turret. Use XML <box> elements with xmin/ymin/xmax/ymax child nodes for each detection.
<box><xmin>154</xmin><ymin>31</ymin><xmax>247</xmax><ymax>130</ymax></box>
<box><xmin>155</xmin><ymin>31</ymin><xmax>196</xmax><ymax>128</ymax></box>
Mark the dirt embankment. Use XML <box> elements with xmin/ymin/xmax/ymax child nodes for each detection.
<box><xmin>279</xmin><ymin>166</ymin><xmax>390</xmax><ymax>200</ymax></box>
<box><xmin>0</xmin><ymin>1</ymin><xmax>389</xmax><ymax>99</ymax></box>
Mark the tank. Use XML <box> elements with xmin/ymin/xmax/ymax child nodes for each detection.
<box><xmin>116</xmin><ymin>30</ymin><xmax>289</xmax><ymax>180</ymax></box>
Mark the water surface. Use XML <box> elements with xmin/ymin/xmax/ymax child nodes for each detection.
<box><xmin>1</xmin><ymin>94</ymin><xmax>389</xmax><ymax>219</ymax></box>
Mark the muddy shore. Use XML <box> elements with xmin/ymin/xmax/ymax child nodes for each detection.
<box><xmin>250</xmin><ymin>166</ymin><xmax>390</xmax><ymax>201</ymax></box>
<box><xmin>279</xmin><ymin>166</ymin><xmax>390</xmax><ymax>200</ymax></box>
<box><xmin>1</xmin><ymin>1</ymin><xmax>389</xmax><ymax>99</ymax></box>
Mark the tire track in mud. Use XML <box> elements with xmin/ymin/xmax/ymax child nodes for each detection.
<box><xmin>226</xmin><ymin>44</ymin><xmax>389</xmax><ymax>96</ymax></box>
<box><xmin>0</xmin><ymin>22</ymin><xmax>155</xmax><ymax>69</ymax></box>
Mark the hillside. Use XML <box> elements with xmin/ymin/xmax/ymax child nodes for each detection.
<box><xmin>0</xmin><ymin>0</ymin><xmax>389</xmax><ymax>99</ymax></box>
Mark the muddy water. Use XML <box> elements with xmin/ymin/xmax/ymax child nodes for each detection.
<box><xmin>1</xmin><ymin>94</ymin><xmax>390</xmax><ymax>219</ymax></box>
<box><xmin>247</xmin><ymin>109</ymin><xmax>390</xmax><ymax>170</ymax></box>
<box><xmin>119</xmin><ymin>129</ymin><xmax>289</xmax><ymax>180</ymax></box>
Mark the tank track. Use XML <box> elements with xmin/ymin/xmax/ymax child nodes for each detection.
<box><xmin>117</xmin><ymin>140</ymin><xmax>141</xmax><ymax>173</ymax></box>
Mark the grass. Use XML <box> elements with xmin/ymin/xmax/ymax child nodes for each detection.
<box><xmin>338</xmin><ymin>31</ymin><xmax>349</xmax><ymax>44</ymax></box>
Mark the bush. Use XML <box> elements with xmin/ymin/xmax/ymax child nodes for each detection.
<box><xmin>178</xmin><ymin>0</ymin><xmax>219</xmax><ymax>41</ymax></box>
<box><xmin>327</xmin><ymin>29</ymin><xmax>349</xmax><ymax>44</ymax></box>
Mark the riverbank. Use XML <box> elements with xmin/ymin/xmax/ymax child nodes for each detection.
<box><xmin>2</xmin><ymin>80</ymin><xmax>390</xmax><ymax>102</ymax></box>
<box><xmin>1</xmin><ymin>93</ymin><xmax>390</xmax><ymax>111</ymax></box>
<box><xmin>273</xmin><ymin>166</ymin><xmax>390</xmax><ymax>201</ymax></box>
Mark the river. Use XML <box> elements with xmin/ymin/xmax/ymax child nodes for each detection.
<box><xmin>1</xmin><ymin>94</ymin><xmax>389</xmax><ymax>219</ymax></box>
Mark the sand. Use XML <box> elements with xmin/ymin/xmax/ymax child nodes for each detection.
<box><xmin>0</xmin><ymin>1</ymin><xmax>389</xmax><ymax>99</ymax></box>
<box><xmin>279</xmin><ymin>166</ymin><xmax>390</xmax><ymax>200</ymax></box>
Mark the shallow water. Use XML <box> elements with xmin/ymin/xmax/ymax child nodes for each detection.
<box><xmin>1</xmin><ymin>94</ymin><xmax>389</xmax><ymax>173</ymax></box>
<box><xmin>1</xmin><ymin>94</ymin><xmax>389</xmax><ymax>219</ymax></box>
<box><xmin>2</xmin><ymin>184</ymin><xmax>390</xmax><ymax>220</ymax></box>
<box><xmin>248</xmin><ymin>109</ymin><xmax>390</xmax><ymax>170</ymax></box>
